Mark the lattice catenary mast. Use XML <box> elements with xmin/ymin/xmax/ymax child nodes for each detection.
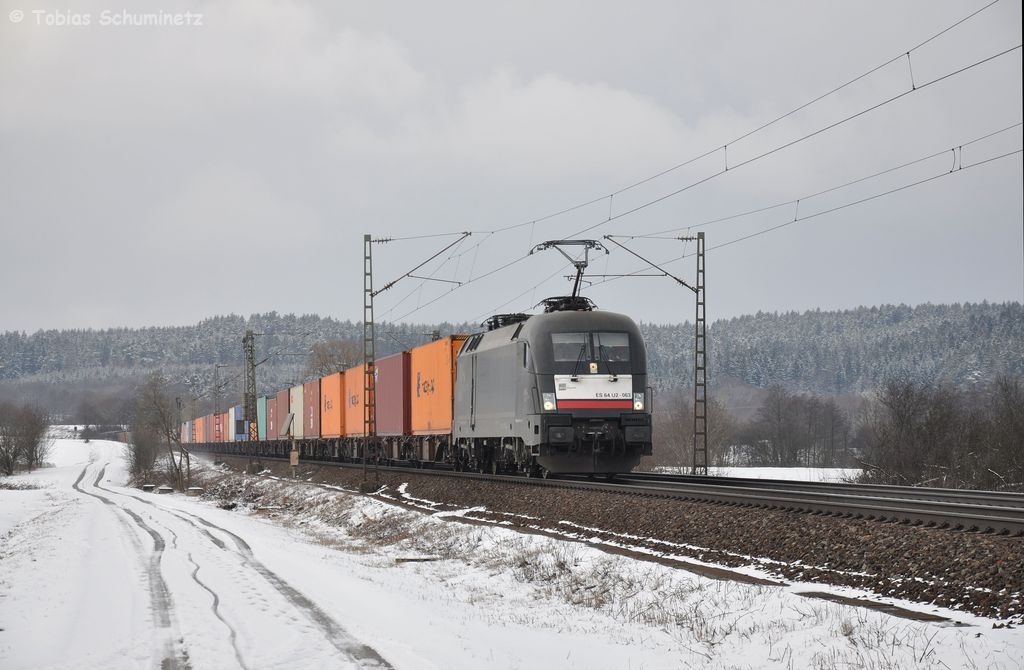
<box><xmin>687</xmin><ymin>233</ymin><xmax>707</xmax><ymax>475</ymax></box>
<box><xmin>362</xmin><ymin>234</ymin><xmax>377</xmax><ymax>479</ymax></box>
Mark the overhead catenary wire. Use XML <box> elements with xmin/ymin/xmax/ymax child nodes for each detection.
<box><xmin>385</xmin><ymin>41</ymin><xmax>1021</xmax><ymax>323</ymax></box>
<box><xmin>375</xmin><ymin>4</ymin><xmax>1019</xmax><ymax>323</ymax></box>
<box><xmin>705</xmin><ymin>149</ymin><xmax>1023</xmax><ymax>253</ymax></box>
<box><xmin>376</xmin><ymin>235</ymin><xmax>470</xmax><ymax>319</ymax></box>
<box><xmin>623</xmin><ymin>122</ymin><xmax>1023</xmax><ymax>240</ymax></box>
<box><xmin>379</xmin><ymin>0</ymin><xmax>1013</xmax><ymax>312</ymax></box>
<box><xmin>472</xmin><ymin>0</ymin><xmax>1006</xmax><ymax>237</ymax></box>
<box><xmin>560</xmin><ymin>43</ymin><xmax>1022</xmax><ymax>241</ymax></box>
<box><xmin>587</xmin><ymin>147</ymin><xmax>1023</xmax><ymax>293</ymax></box>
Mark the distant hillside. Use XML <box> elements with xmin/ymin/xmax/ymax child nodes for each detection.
<box><xmin>0</xmin><ymin>303</ymin><xmax>1021</xmax><ymax>414</ymax></box>
<box><xmin>644</xmin><ymin>302</ymin><xmax>1023</xmax><ymax>393</ymax></box>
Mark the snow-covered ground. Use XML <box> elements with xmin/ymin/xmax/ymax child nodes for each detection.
<box><xmin>655</xmin><ymin>465</ymin><xmax>862</xmax><ymax>482</ymax></box>
<box><xmin>710</xmin><ymin>466</ymin><xmax>861</xmax><ymax>482</ymax></box>
<box><xmin>1</xmin><ymin>438</ymin><xmax>1022</xmax><ymax>669</ymax></box>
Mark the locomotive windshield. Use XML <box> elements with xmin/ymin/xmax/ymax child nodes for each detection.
<box><xmin>551</xmin><ymin>331</ymin><xmax>631</xmax><ymax>366</ymax></box>
<box><xmin>551</xmin><ymin>332</ymin><xmax>590</xmax><ymax>361</ymax></box>
<box><xmin>593</xmin><ymin>332</ymin><xmax>630</xmax><ymax>362</ymax></box>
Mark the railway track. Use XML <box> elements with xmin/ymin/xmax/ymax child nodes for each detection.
<box><xmin>211</xmin><ymin>451</ymin><xmax>1024</xmax><ymax>536</ymax></box>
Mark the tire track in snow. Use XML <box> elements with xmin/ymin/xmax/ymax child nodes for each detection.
<box><xmin>85</xmin><ymin>481</ymin><xmax>249</xmax><ymax>668</ymax></box>
<box><xmin>102</xmin><ymin>485</ymin><xmax>392</xmax><ymax>668</ymax></box>
<box><xmin>72</xmin><ymin>464</ymin><xmax>187</xmax><ymax>670</ymax></box>
<box><xmin>127</xmin><ymin>506</ymin><xmax>248</xmax><ymax>669</ymax></box>
<box><xmin>183</xmin><ymin>551</ymin><xmax>248</xmax><ymax>670</ymax></box>
<box><xmin>178</xmin><ymin>511</ymin><xmax>393</xmax><ymax>668</ymax></box>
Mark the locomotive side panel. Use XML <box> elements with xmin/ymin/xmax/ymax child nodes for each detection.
<box><xmin>459</xmin><ymin>341</ymin><xmax>520</xmax><ymax>438</ymax></box>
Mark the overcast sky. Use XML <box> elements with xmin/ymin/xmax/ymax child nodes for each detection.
<box><xmin>1</xmin><ymin>0</ymin><xmax>1021</xmax><ymax>333</ymax></box>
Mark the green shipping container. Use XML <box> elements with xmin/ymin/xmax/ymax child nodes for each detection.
<box><xmin>257</xmin><ymin>396</ymin><xmax>268</xmax><ymax>441</ymax></box>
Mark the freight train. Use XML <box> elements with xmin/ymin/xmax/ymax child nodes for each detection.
<box><xmin>186</xmin><ymin>298</ymin><xmax>653</xmax><ymax>476</ymax></box>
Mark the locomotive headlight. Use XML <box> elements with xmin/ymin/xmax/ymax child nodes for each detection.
<box><xmin>633</xmin><ymin>393</ymin><xmax>645</xmax><ymax>411</ymax></box>
<box><xmin>542</xmin><ymin>392</ymin><xmax>556</xmax><ymax>411</ymax></box>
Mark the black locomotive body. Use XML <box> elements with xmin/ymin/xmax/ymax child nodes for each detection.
<box><xmin>453</xmin><ymin>307</ymin><xmax>653</xmax><ymax>476</ymax></box>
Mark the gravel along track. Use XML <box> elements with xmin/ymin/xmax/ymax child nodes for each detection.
<box><xmin>220</xmin><ymin>457</ymin><xmax>1024</xmax><ymax>622</ymax></box>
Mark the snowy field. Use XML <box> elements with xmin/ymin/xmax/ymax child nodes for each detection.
<box><xmin>1</xmin><ymin>437</ymin><xmax>1022</xmax><ymax>669</ymax></box>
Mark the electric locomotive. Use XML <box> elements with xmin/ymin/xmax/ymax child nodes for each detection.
<box><xmin>453</xmin><ymin>296</ymin><xmax>652</xmax><ymax>476</ymax></box>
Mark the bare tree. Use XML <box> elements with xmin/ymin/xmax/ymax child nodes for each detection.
<box><xmin>0</xmin><ymin>403</ymin><xmax>22</xmax><ymax>476</ymax></box>
<box><xmin>0</xmin><ymin>403</ymin><xmax>51</xmax><ymax>474</ymax></box>
<box><xmin>124</xmin><ymin>417</ymin><xmax>159</xmax><ymax>480</ymax></box>
<box><xmin>644</xmin><ymin>389</ymin><xmax>738</xmax><ymax>470</ymax></box>
<box><xmin>987</xmin><ymin>376</ymin><xmax>1024</xmax><ymax>488</ymax></box>
<box><xmin>735</xmin><ymin>388</ymin><xmax>854</xmax><ymax>467</ymax></box>
<box><xmin>706</xmin><ymin>398</ymin><xmax>738</xmax><ymax>465</ymax></box>
<box><xmin>645</xmin><ymin>388</ymin><xmax>691</xmax><ymax>471</ymax></box>
<box><xmin>856</xmin><ymin>377</ymin><xmax>1024</xmax><ymax>490</ymax></box>
<box><xmin>305</xmin><ymin>338</ymin><xmax>361</xmax><ymax>378</ymax></box>
<box><xmin>18</xmin><ymin>405</ymin><xmax>51</xmax><ymax>471</ymax></box>
<box><xmin>134</xmin><ymin>372</ymin><xmax>190</xmax><ymax>490</ymax></box>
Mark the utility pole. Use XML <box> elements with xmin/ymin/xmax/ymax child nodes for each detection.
<box><xmin>685</xmin><ymin>233</ymin><xmax>708</xmax><ymax>476</ymax></box>
<box><xmin>212</xmin><ymin>363</ymin><xmax>228</xmax><ymax>442</ymax></box>
<box><xmin>362</xmin><ymin>231</ymin><xmax>471</xmax><ymax>482</ymax></box>
<box><xmin>243</xmin><ymin>329</ymin><xmax>260</xmax><ymax>471</ymax></box>
<box><xmin>363</xmin><ymin>234</ymin><xmax>376</xmax><ymax>482</ymax></box>
<box><xmin>175</xmin><ymin>397</ymin><xmax>182</xmax><ymax>443</ymax></box>
<box><xmin>175</xmin><ymin>396</ymin><xmax>191</xmax><ymax>488</ymax></box>
<box><xmin>603</xmin><ymin>234</ymin><xmax>707</xmax><ymax>475</ymax></box>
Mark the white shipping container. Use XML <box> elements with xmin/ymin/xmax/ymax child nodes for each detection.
<box><xmin>289</xmin><ymin>385</ymin><xmax>304</xmax><ymax>439</ymax></box>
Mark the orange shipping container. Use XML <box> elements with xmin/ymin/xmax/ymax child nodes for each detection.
<box><xmin>343</xmin><ymin>365</ymin><xmax>367</xmax><ymax>438</ymax></box>
<box><xmin>320</xmin><ymin>372</ymin><xmax>345</xmax><ymax>438</ymax></box>
<box><xmin>410</xmin><ymin>335</ymin><xmax>467</xmax><ymax>435</ymax></box>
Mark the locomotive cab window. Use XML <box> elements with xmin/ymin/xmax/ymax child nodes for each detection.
<box><xmin>593</xmin><ymin>332</ymin><xmax>630</xmax><ymax>362</ymax></box>
<box><xmin>551</xmin><ymin>332</ymin><xmax>590</xmax><ymax>361</ymax></box>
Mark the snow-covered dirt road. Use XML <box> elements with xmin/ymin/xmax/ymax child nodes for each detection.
<box><xmin>2</xmin><ymin>440</ymin><xmax>389</xmax><ymax>669</ymax></box>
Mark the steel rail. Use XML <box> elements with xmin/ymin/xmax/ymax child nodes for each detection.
<box><xmin>619</xmin><ymin>472</ymin><xmax>1024</xmax><ymax>509</ymax></box>
<box><xmin>203</xmin><ymin>448</ymin><xmax>1024</xmax><ymax>536</ymax></box>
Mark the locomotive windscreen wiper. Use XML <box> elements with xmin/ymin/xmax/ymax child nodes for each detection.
<box><xmin>571</xmin><ymin>344</ymin><xmax>587</xmax><ymax>381</ymax></box>
<box><xmin>596</xmin><ymin>342</ymin><xmax>617</xmax><ymax>382</ymax></box>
